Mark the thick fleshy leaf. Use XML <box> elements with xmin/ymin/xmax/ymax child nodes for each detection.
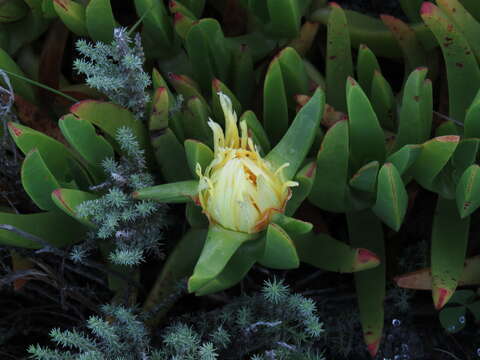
<box><xmin>258</xmin><ymin>223</ymin><xmax>299</xmax><ymax>269</ymax></box>
<box><xmin>0</xmin><ymin>48</ymin><xmax>37</xmax><ymax>104</ymax></box>
<box><xmin>431</xmin><ymin>197</ymin><xmax>470</xmax><ymax>309</ymax></box>
<box><xmin>293</xmin><ymin>231</ymin><xmax>380</xmax><ymax>273</ymax></box>
<box><xmin>85</xmin><ymin>0</ymin><xmax>115</xmax><ymax>42</ymax></box>
<box><xmin>0</xmin><ymin>211</ymin><xmax>87</xmax><ymax>248</ymax></box>
<box><xmin>326</xmin><ymin>3</ymin><xmax>353</xmax><ymax>111</ymax></box>
<box><xmin>70</xmin><ymin>100</ymin><xmax>150</xmax><ymax>157</ymax></box>
<box><xmin>188</xmin><ymin>225</ymin><xmax>257</xmax><ymax>292</ymax></box>
<box><xmin>395</xmin><ymin>255</ymin><xmax>480</xmax><ymax>290</ymax></box>
<box><xmin>410</xmin><ymin>135</ymin><xmax>459</xmax><ymax>191</ymax></box>
<box><xmin>59</xmin><ymin>114</ymin><xmax>114</xmax><ymax>181</ymax></box>
<box><xmin>149</xmin><ymin>87</ymin><xmax>170</xmax><ymax>134</ymax></box>
<box><xmin>51</xmin><ymin>188</ymin><xmax>98</xmax><ymax>227</ymax></box>
<box><xmin>309</xmin><ymin>120</ymin><xmax>349</xmax><ymax>212</ymax></box>
<box><xmin>266</xmin><ymin>87</ymin><xmax>324</xmax><ymax>180</ymax></box>
<box><xmin>0</xmin><ymin>0</ymin><xmax>28</xmax><ymax>22</ymax></box>
<box><xmin>21</xmin><ymin>149</ymin><xmax>62</xmax><ymax>211</ymax></box>
<box><xmin>182</xmin><ymin>97</ymin><xmax>212</xmax><ymax>146</ymax></box>
<box><xmin>394</xmin><ymin>68</ymin><xmax>432</xmax><ymax>151</ymax></box>
<box><xmin>370</xmin><ymin>70</ymin><xmax>395</xmax><ymax>130</ymax></box>
<box><xmin>271</xmin><ymin>213</ymin><xmax>312</xmax><ymax>235</ymax></box>
<box><xmin>263</xmin><ymin>56</ymin><xmax>289</xmax><ymax>144</ymax></box>
<box><xmin>381</xmin><ymin>15</ymin><xmax>427</xmax><ymax>73</ymax></box>
<box><xmin>195</xmin><ymin>238</ymin><xmax>264</xmax><ymax>296</ymax></box>
<box><xmin>277</xmin><ymin>47</ymin><xmax>309</xmax><ymax>110</ymax></box>
<box><xmin>151</xmin><ymin>129</ymin><xmax>191</xmax><ymax>182</ymax></box>
<box><xmin>386</xmin><ymin>144</ymin><xmax>422</xmax><ymax>176</ymax></box>
<box><xmin>465</xmin><ymin>88</ymin><xmax>480</xmax><ymax>138</ymax></box>
<box><xmin>231</xmin><ymin>44</ymin><xmax>254</xmax><ymax>108</ymax></box>
<box><xmin>8</xmin><ymin>122</ymin><xmax>91</xmax><ymax>188</ymax></box>
<box><xmin>133</xmin><ymin>180</ymin><xmax>199</xmax><ymax>203</ymax></box>
<box><xmin>439</xmin><ymin>306</ymin><xmax>467</xmax><ymax>333</ymax></box>
<box><xmin>285</xmin><ymin>161</ymin><xmax>316</xmax><ymax>216</ymax></box>
<box><xmin>349</xmin><ymin>161</ymin><xmax>379</xmax><ymax>193</ymax></box>
<box><xmin>399</xmin><ymin>0</ymin><xmax>423</xmax><ymax>22</ymax></box>
<box><xmin>421</xmin><ymin>2</ymin><xmax>480</xmax><ymax>123</ymax></box>
<box><xmin>53</xmin><ymin>0</ymin><xmax>88</xmax><ymax>36</ymax></box>
<box><xmin>347</xmin><ymin>77</ymin><xmax>386</xmax><ymax>170</ymax></box>
<box><xmin>372</xmin><ymin>163</ymin><xmax>407</xmax><ymax>231</ymax></box>
<box><xmin>134</xmin><ymin>0</ymin><xmax>173</xmax><ymax>49</ymax></box>
<box><xmin>266</xmin><ymin>0</ymin><xmax>301</xmax><ymax>38</ymax></box>
<box><xmin>347</xmin><ymin>210</ymin><xmax>385</xmax><ymax>358</ymax></box>
<box><xmin>356</xmin><ymin>44</ymin><xmax>380</xmax><ymax>97</ymax></box>
<box><xmin>184</xmin><ymin>139</ymin><xmax>214</xmax><ymax>179</ymax></box>
<box><xmin>173</xmin><ymin>11</ymin><xmax>194</xmax><ymax>39</ymax></box>
<box><xmin>168</xmin><ymin>73</ymin><xmax>208</xmax><ymax>108</ymax></box>
<box><xmin>185</xmin><ymin>19</ymin><xmax>230</xmax><ymax>94</ymax></box>
<box><xmin>456</xmin><ymin>164</ymin><xmax>480</xmax><ymax>218</ymax></box>
<box><xmin>437</xmin><ymin>0</ymin><xmax>480</xmax><ymax>61</ymax></box>
<box><xmin>143</xmin><ymin>228</ymin><xmax>207</xmax><ymax>326</ymax></box>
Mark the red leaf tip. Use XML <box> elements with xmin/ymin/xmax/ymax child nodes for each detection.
<box><xmin>367</xmin><ymin>338</ymin><xmax>380</xmax><ymax>358</ymax></box>
<box><xmin>329</xmin><ymin>2</ymin><xmax>341</xmax><ymax>8</ymax></box>
<box><xmin>357</xmin><ymin>248</ymin><xmax>380</xmax><ymax>264</ymax></box>
<box><xmin>7</xmin><ymin>122</ymin><xmax>22</xmax><ymax>137</ymax></box>
<box><xmin>435</xmin><ymin>287</ymin><xmax>451</xmax><ymax>310</ymax></box>
<box><xmin>420</xmin><ymin>2</ymin><xmax>436</xmax><ymax>15</ymax></box>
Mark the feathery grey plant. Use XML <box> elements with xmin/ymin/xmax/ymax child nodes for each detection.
<box><xmin>74</xmin><ymin>28</ymin><xmax>151</xmax><ymax>120</ymax></box>
<box><xmin>72</xmin><ymin>126</ymin><xmax>167</xmax><ymax>266</ymax></box>
<box><xmin>27</xmin><ymin>304</ymin><xmax>161</xmax><ymax>360</ymax></box>
<box><xmin>157</xmin><ymin>278</ymin><xmax>325</xmax><ymax>359</ymax></box>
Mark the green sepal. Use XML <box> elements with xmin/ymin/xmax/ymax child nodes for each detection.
<box><xmin>456</xmin><ymin>164</ymin><xmax>480</xmax><ymax>218</ymax></box>
<box><xmin>266</xmin><ymin>87</ymin><xmax>325</xmax><ymax>180</ymax></box>
<box><xmin>258</xmin><ymin>223</ymin><xmax>299</xmax><ymax>269</ymax></box>
<box><xmin>51</xmin><ymin>188</ymin><xmax>98</xmax><ymax>227</ymax></box>
<box><xmin>372</xmin><ymin>163</ymin><xmax>407</xmax><ymax>231</ymax></box>
<box><xmin>271</xmin><ymin>213</ymin><xmax>313</xmax><ymax>235</ymax></box>
<box><xmin>133</xmin><ymin>180</ymin><xmax>199</xmax><ymax>203</ymax></box>
<box><xmin>194</xmin><ymin>238</ymin><xmax>264</xmax><ymax>296</ymax></box>
<box><xmin>184</xmin><ymin>139</ymin><xmax>214</xmax><ymax>179</ymax></box>
<box><xmin>186</xmin><ymin>202</ymin><xmax>208</xmax><ymax>228</ymax></box>
<box><xmin>0</xmin><ymin>211</ymin><xmax>87</xmax><ymax>249</ymax></box>
<box><xmin>188</xmin><ymin>225</ymin><xmax>257</xmax><ymax>293</ymax></box>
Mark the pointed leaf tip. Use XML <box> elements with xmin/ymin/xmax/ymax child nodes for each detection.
<box><xmin>329</xmin><ymin>2</ymin><xmax>341</xmax><ymax>8</ymax></box>
<box><xmin>7</xmin><ymin>122</ymin><xmax>22</xmax><ymax>137</ymax></box>
<box><xmin>367</xmin><ymin>338</ymin><xmax>381</xmax><ymax>358</ymax></box>
<box><xmin>434</xmin><ymin>287</ymin><xmax>452</xmax><ymax>310</ymax></box>
<box><xmin>420</xmin><ymin>2</ymin><xmax>436</xmax><ymax>15</ymax></box>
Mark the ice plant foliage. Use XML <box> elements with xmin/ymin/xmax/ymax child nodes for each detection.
<box><xmin>196</xmin><ymin>93</ymin><xmax>298</xmax><ymax>234</ymax></box>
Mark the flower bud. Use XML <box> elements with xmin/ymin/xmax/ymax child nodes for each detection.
<box><xmin>196</xmin><ymin>93</ymin><xmax>297</xmax><ymax>234</ymax></box>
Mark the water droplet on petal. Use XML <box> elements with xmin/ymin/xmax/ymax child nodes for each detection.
<box><xmin>392</xmin><ymin>319</ymin><xmax>401</xmax><ymax>327</ymax></box>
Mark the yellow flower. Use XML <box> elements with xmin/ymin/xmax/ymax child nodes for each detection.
<box><xmin>196</xmin><ymin>93</ymin><xmax>298</xmax><ymax>234</ymax></box>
